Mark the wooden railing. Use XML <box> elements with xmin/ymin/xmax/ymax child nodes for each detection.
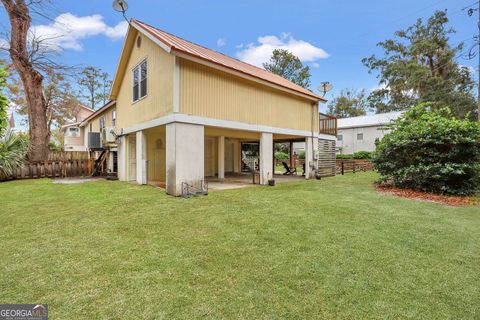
<box><xmin>319</xmin><ymin>113</ymin><xmax>338</xmax><ymax>136</ymax></box>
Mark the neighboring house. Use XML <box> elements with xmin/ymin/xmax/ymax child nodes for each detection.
<box><xmin>80</xmin><ymin>100</ymin><xmax>118</xmax><ymax>174</ymax></box>
<box><xmin>61</xmin><ymin>104</ymin><xmax>95</xmax><ymax>151</ymax></box>
<box><xmin>336</xmin><ymin>111</ymin><xmax>402</xmax><ymax>154</ymax></box>
<box><xmin>107</xmin><ymin>19</ymin><xmax>336</xmax><ymax>196</ymax></box>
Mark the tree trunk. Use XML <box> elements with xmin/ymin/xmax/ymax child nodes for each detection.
<box><xmin>2</xmin><ymin>0</ymin><xmax>49</xmax><ymax>161</ymax></box>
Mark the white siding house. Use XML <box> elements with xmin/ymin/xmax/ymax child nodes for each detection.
<box><xmin>336</xmin><ymin>112</ymin><xmax>402</xmax><ymax>154</ymax></box>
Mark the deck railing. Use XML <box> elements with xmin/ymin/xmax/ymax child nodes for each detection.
<box><xmin>319</xmin><ymin>113</ymin><xmax>338</xmax><ymax>136</ymax></box>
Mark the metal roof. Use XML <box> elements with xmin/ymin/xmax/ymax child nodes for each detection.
<box><xmin>337</xmin><ymin>111</ymin><xmax>403</xmax><ymax>129</ymax></box>
<box><xmin>132</xmin><ymin>19</ymin><xmax>324</xmax><ymax>101</ymax></box>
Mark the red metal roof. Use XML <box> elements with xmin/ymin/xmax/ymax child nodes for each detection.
<box><xmin>132</xmin><ymin>19</ymin><xmax>324</xmax><ymax>101</ymax></box>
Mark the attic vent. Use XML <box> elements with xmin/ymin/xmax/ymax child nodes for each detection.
<box><xmin>136</xmin><ymin>36</ymin><xmax>142</xmax><ymax>48</ymax></box>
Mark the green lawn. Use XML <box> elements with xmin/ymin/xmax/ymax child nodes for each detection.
<box><xmin>1</xmin><ymin>173</ymin><xmax>479</xmax><ymax>319</ymax></box>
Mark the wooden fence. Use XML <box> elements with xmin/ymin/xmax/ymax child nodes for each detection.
<box><xmin>336</xmin><ymin>159</ymin><xmax>374</xmax><ymax>175</ymax></box>
<box><xmin>0</xmin><ymin>151</ymin><xmax>91</xmax><ymax>181</ymax></box>
<box><xmin>45</xmin><ymin>151</ymin><xmax>89</xmax><ymax>161</ymax></box>
<box><xmin>12</xmin><ymin>159</ymin><xmax>90</xmax><ymax>180</ymax></box>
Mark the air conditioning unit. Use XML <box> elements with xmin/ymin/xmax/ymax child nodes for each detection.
<box><xmin>104</xmin><ymin>127</ymin><xmax>116</xmax><ymax>143</ymax></box>
<box><xmin>88</xmin><ymin>132</ymin><xmax>102</xmax><ymax>149</ymax></box>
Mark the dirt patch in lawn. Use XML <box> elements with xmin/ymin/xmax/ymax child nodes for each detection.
<box><xmin>376</xmin><ymin>185</ymin><xmax>480</xmax><ymax>206</ymax></box>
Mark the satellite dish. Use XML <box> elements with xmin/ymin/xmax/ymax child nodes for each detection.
<box><xmin>112</xmin><ymin>0</ymin><xmax>128</xmax><ymax>13</ymax></box>
<box><xmin>317</xmin><ymin>82</ymin><xmax>333</xmax><ymax>96</ymax></box>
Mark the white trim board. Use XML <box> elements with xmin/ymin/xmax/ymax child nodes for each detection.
<box><xmin>120</xmin><ymin>113</ymin><xmax>329</xmax><ymax>138</ymax></box>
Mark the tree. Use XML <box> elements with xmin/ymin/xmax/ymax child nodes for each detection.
<box><xmin>0</xmin><ymin>62</ymin><xmax>8</xmax><ymax>137</ymax></box>
<box><xmin>363</xmin><ymin>11</ymin><xmax>477</xmax><ymax>120</ymax></box>
<box><xmin>6</xmin><ymin>65</ymin><xmax>81</xmax><ymax>134</ymax></box>
<box><xmin>327</xmin><ymin>89</ymin><xmax>369</xmax><ymax>118</ymax></box>
<box><xmin>373</xmin><ymin>104</ymin><xmax>480</xmax><ymax>195</ymax></box>
<box><xmin>77</xmin><ymin>66</ymin><xmax>111</xmax><ymax>109</ymax></box>
<box><xmin>263</xmin><ymin>49</ymin><xmax>311</xmax><ymax>88</ymax></box>
<box><xmin>1</xmin><ymin>0</ymin><xmax>51</xmax><ymax>161</ymax></box>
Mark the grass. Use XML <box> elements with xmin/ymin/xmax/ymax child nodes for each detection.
<box><xmin>1</xmin><ymin>173</ymin><xmax>479</xmax><ymax>319</ymax></box>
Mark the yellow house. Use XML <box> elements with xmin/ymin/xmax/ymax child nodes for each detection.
<box><xmin>110</xmin><ymin>19</ymin><xmax>336</xmax><ymax>196</ymax></box>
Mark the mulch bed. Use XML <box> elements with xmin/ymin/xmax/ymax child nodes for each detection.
<box><xmin>376</xmin><ymin>185</ymin><xmax>479</xmax><ymax>206</ymax></box>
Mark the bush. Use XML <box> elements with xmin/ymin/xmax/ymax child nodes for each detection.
<box><xmin>373</xmin><ymin>104</ymin><xmax>480</xmax><ymax>195</ymax></box>
<box><xmin>0</xmin><ymin>130</ymin><xmax>29</xmax><ymax>180</ymax></box>
<box><xmin>353</xmin><ymin>151</ymin><xmax>372</xmax><ymax>159</ymax></box>
<box><xmin>336</xmin><ymin>152</ymin><xmax>372</xmax><ymax>159</ymax></box>
<box><xmin>336</xmin><ymin>154</ymin><xmax>353</xmax><ymax>159</ymax></box>
<box><xmin>275</xmin><ymin>151</ymin><xmax>289</xmax><ymax>161</ymax></box>
<box><xmin>298</xmin><ymin>150</ymin><xmax>305</xmax><ymax>160</ymax></box>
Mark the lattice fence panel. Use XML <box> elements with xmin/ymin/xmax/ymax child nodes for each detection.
<box><xmin>316</xmin><ymin>139</ymin><xmax>336</xmax><ymax>177</ymax></box>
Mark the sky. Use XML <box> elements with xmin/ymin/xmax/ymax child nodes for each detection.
<box><xmin>1</xmin><ymin>0</ymin><xmax>479</xmax><ymax>118</ymax></box>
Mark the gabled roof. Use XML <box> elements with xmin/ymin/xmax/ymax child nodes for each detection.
<box><xmin>128</xmin><ymin>19</ymin><xmax>324</xmax><ymax>102</ymax></box>
<box><xmin>78</xmin><ymin>104</ymin><xmax>95</xmax><ymax>113</ymax></box>
<box><xmin>338</xmin><ymin>111</ymin><xmax>403</xmax><ymax>129</ymax></box>
<box><xmin>79</xmin><ymin>100</ymin><xmax>116</xmax><ymax>127</ymax></box>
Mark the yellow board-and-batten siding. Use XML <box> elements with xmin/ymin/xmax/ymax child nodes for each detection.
<box><xmin>114</xmin><ymin>32</ymin><xmax>175</xmax><ymax>129</ymax></box>
<box><xmin>179</xmin><ymin>58</ymin><xmax>319</xmax><ymax>133</ymax></box>
<box><xmin>87</xmin><ymin>107</ymin><xmax>115</xmax><ymax>132</ymax></box>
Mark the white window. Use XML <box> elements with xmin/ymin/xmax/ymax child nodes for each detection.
<box><xmin>133</xmin><ymin>59</ymin><xmax>147</xmax><ymax>102</ymax></box>
<box><xmin>68</xmin><ymin>127</ymin><xmax>80</xmax><ymax>137</ymax></box>
<box><xmin>337</xmin><ymin>134</ymin><xmax>343</xmax><ymax>141</ymax></box>
<box><xmin>357</xmin><ymin>133</ymin><xmax>363</xmax><ymax>140</ymax></box>
<box><xmin>112</xmin><ymin>109</ymin><xmax>116</xmax><ymax>127</ymax></box>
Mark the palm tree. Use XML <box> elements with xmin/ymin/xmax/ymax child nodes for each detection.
<box><xmin>0</xmin><ymin>130</ymin><xmax>29</xmax><ymax>180</ymax></box>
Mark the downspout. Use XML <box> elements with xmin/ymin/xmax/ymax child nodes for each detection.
<box><xmin>311</xmin><ymin>101</ymin><xmax>317</xmax><ymax>177</ymax></box>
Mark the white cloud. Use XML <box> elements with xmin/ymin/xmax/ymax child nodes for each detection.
<box><xmin>30</xmin><ymin>13</ymin><xmax>128</xmax><ymax>51</ymax></box>
<box><xmin>235</xmin><ymin>43</ymin><xmax>244</xmax><ymax>49</ymax></box>
<box><xmin>236</xmin><ymin>33</ymin><xmax>329</xmax><ymax>67</ymax></box>
<box><xmin>216</xmin><ymin>38</ymin><xmax>226</xmax><ymax>47</ymax></box>
<box><xmin>0</xmin><ymin>38</ymin><xmax>9</xmax><ymax>50</ymax></box>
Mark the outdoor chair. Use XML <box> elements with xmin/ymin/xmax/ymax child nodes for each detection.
<box><xmin>282</xmin><ymin>161</ymin><xmax>297</xmax><ymax>175</ymax></box>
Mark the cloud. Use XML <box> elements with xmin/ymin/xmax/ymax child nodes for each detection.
<box><xmin>236</xmin><ymin>33</ymin><xmax>329</xmax><ymax>67</ymax></box>
<box><xmin>0</xmin><ymin>38</ymin><xmax>8</xmax><ymax>50</ymax></box>
<box><xmin>235</xmin><ymin>43</ymin><xmax>244</xmax><ymax>49</ymax></box>
<box><xmin>216</xmin><ymin>38</ymin><xmax>226</xmax><ymax>47</ymax></box>
<box><xmin>30</xmin><ymin>13</ymin><xmax>128</xmax><ymax>51</ymax></box>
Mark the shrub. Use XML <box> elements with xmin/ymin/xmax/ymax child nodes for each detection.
<box><xmin>336</xmin><ymin>152</ymin><xmax>372</xmax><ymax>159</ymax></box>
<box><xmin>373</xmin><ymin>104</ymin><xmax>480</xmax><ymax>195</ymax></box>
<box><xmin>336</xmin><ymin>154</ymin><xmax>353</xmax><ymax>159</ymax></box>
<box><xmin>298</xmin><ymin>150</ymin><xmax>305</xmax><ymax>160</ymax></box>
<box><xmin>0</xmin><ymin>130</ymin><xmax>29</xmax><ymax>180</ymax></box>
<box><xmin>275</xmin><ymin>151</ymin><xmax>289</xmax><ymax>161</ymax></box>
<box><xmin>353</xmin><ymin>151</ymin><xmax>372</xmax><ymax>159</ymax></box>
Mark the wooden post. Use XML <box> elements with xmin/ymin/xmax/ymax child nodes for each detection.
<box><xmin>341</xmin><ymin>161</ymin><xmax>344</xmax><ymax>175</ymax></box>
<box><xmin>289</xmin><ymin>141</ymin><xmax>293</xmax><ymax>168</ymax></box>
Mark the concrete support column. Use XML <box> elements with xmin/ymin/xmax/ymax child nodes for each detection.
<box><xmin>166</xmin><ymin>122</ymin><xmax>204</xmax><ymax>196</ymax></box>
<box><xmin>233</xmin><ymin>140</ymin><xmax>240</xmax><ymax>173</ymax></box>
<box><xmin>305</xmin><ymin>137</ymin><xmax>318</xmax><ymax>179</ymax></box>
<box><xmin>136</xmin><ymin>130</ymin><xmax>147</xmax><ymax>185</ymax></box>
<box><xmin>218</xmin><ymin>136</ymin><xmax>225</xmax><ymax>179</ymax></box>
<box><xmin>259</xmin><ymin>132</ymin><xmax>273</xmax><ymax>185</ymax></box>
<box><xmin>118</xmin><ymin>136</ymin><xmax>127</xmax><ymax>181</ymax></box>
